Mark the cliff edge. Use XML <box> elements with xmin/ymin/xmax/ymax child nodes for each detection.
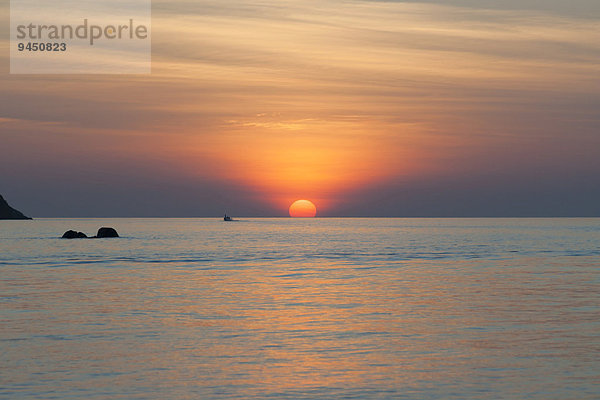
<box><xmin>0</xmin><ymin>194</ymin><xmax>32</xmax><ymax>220</ymax></box>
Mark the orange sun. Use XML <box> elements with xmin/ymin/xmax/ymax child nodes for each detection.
<box><xmin>289</xmin><ymin>199</ymin><xmax>317</xmax><ymax>217</ymax></box>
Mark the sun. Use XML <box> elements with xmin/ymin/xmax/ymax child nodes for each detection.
<box><xmin>289</xmin><ymin>199</ymin><xmax>317</xmax><ymax>217</ymax></box>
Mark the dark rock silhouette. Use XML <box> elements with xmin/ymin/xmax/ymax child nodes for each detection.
<box><xmin>0</xmin><ymin>194</ymin><xmax>31</xmax><ymax>220</ymax></box>
<box><xmin>62</xmin><ymin>230</ymin><xmax>88</xmax><ymax>239</ymax></box>
<box><xmin>61</xmin><ymin>227</ymin><xmax>119</xmax><ymax>239</ymax></box>
<box><xmin>96</xmin><ymin>227</ymin><xmax>119</xmax><ymax>238</ymax></box>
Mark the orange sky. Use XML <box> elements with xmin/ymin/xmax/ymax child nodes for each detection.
<box><xmin>1</xmin><ymin>0</ymin><xmax>599</xmax><ymax>216</ymax></box>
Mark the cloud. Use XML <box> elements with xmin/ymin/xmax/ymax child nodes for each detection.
<box><xmin>1</xmin><ymin>0</ymin><xmax>599</xmax><ymax>215</ymax></box>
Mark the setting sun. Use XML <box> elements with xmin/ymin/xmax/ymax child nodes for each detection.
<box><xmin>289</xmin><ymin>200</ymin><xmax>317</xmax><ymax>218</ymax></box>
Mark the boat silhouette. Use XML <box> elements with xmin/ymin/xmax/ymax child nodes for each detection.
<box><xmin>223</xmin><ymin>214</ymin><xmax>237</xmax><ymax>222</ymax></box>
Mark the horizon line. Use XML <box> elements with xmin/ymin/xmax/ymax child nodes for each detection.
<box><xmin>13</xmin><ymin>215</ymin><xmax>600</xmax><ymax>219</ymax></box>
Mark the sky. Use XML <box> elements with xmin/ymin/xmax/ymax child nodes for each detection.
<box><xmin>1</xmin><ymin>0</ymin><xmax>599</xmax><ymax>217</ymax></box>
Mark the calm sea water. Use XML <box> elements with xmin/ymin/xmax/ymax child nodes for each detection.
<box><xmin>1</xmin><ymin>218</ymin><xmax>599</xmax><ymax>399</ymax></box>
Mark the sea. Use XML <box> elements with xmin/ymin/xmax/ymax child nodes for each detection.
<box><xmin>1</xmin><ymin>218</ymin><xmax>599</xmax><ymax>399</ymax></box>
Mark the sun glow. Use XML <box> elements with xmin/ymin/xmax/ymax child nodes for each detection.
<box><xmin>289</xmin><ymin>200</ymin><xmax>317</xmax><ymax>217</ymax></box>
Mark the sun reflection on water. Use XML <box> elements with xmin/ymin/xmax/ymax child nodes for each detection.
<box><xmin>1</xmin><ymin>218</ymin><xmax>599</xmax><ymax>398</ymax></box>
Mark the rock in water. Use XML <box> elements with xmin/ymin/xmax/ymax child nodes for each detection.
<box><xmin>62</xmin><ymin>230</ymin><xmax>88</xmax><ymax>239</ymax></box>
<box><xmin>61</xmin><ymin>227</ymin><xmax>119</xmax><ymax>239</ymax></box>
<box><xmin>0</xmin><ymin>194</ymin><xmax>31</xmax><ymax>220</ymax></box>
<box><xmin>96</xmin><ymin>227</ymin><xmax>119</xmax><ymax>238</ymax></box>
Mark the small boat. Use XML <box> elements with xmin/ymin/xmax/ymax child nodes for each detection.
<box><xmin>223</xmin><ymin>214</ymin><xmax>236</xmax><ymax>221</ymax></box>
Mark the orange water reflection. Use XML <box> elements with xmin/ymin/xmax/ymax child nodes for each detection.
<box><xmin>1</xmin><ymin>218</ymin><xmax>599</xmax><ymax>398</ymax></box>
